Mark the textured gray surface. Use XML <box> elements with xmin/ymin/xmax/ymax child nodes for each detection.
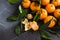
<box><xmin>0</xmin><ymin>0</ymin><xmax>19</xmax><ymax>40</ymax></box>
<box><xmin>0</xmin><ymin>0</ymin><xmax>60</xmax><ymax>40</ymax></box>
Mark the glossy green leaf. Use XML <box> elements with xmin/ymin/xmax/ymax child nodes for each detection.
<box><xmin>8</xmin><ymin>5</ymin><xmax>28</xmax><ymax>21</ymax></box>
<box><xmin>33</xmin><ymin>10</ymin><xmax>41</xmax><ymax>21</ymax></box>
<box><xmin>33</xmin><ymin>14</ymin><xmax>40</xmax><ymax>21</ymax></box>
<box><xmin>7</xmin><ymin>16</ymin><xmax>18</xmax><ymax>21</ymax></box>
<box><xmin>19</xmin><ymin>22</ymin><xmax>22</xmax><ymax>29</ymax></box>
<box><xmin>18</xmin><ymin>5</ymin><xmax>28</xmax><ymax>20</ymax></box>
<box><xmin>40</xmin><ymin>31</ymin><xmax>51</xmax><ymax>40</ymax></box>
<box><xmin>7</xmin><ymin>0</ymin><xmax>19</xmax><ymax>4</ymax></box>
<box><xmin>19</xmin><ymin>5</ymin><xmax>23</xmax><ymax>13</ymax></box>
<box><xmin>7</xmin><ymin>9</ymin><xmax>20</xmax><ymax>21</ymax></box>
<box><xmin>14</xmin><ymin>22</ymin><xmax>22</xmax><ymax>35</ymax></box>
<box><xmin>14</xmin><ymin>26</ymin><xmax>20</xmax><ymax>35</ymax></box>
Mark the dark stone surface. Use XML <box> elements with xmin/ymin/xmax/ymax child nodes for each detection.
<box><xmin>0</xmin><ymin>0</ymin><xmax>60</xmax><ymax>40</ymax></box>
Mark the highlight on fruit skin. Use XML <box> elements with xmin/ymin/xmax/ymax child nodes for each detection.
<box><xmin>30</xmin><ymin>2</ymin><xmax>40</xmax><ymax>11</ymax></box>
<box><xmin>39</xmin><ymin>8</ymin><xmax>48</xmax><ymax>20</ymax></box>
<box><xmin>44</xmin><ymin>16</ymin><xmax>56</xmax><ymax>28</ymax></box>
<box><xmin>22</xmin><ymin>0</ymin><xmax>31</xmax><ymax>8</ymax></box>
<box><xmin>54</xmin><ymin>9</ymin><xmax>60</xmax><ymax>18</ymax></box>
<box><xmin>46</xmin><ymin>4</ymin><xmax>55</xmax><ymax>13</ymax></box>
<box><xmin>41</xmin><ymin>0</ymin><xmax>50</xmax><ymax>6</ymax></box>
<box><xmin>52</xmin><ymin>0</ymin><xmax>60</xmax><ymax>6</ymax></box>
<box><xmin>29</xmin><ymin>21</ymin><xmax>39</xmax><ymax>31</ymax></box>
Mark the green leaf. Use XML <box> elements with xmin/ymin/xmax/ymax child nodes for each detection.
<box><xmin>18</xmin><ymin>5</ymin><xmax>28</xmax><ymax>20</ymax></box>
<box><xmin>19</xmin><ymin>5</ymin><xmax>23</xmax><ymax>13</ymax></box>
<box><xmin>31</xmin><ymin>10</ymin><xmax>37</xmax><ymax>14</ymax></box>
<box><xmin>7</xmin><ymin>16</ymin><xmax>18</xmax><ymax>21</ymax></box>
<box><xmin>19</xmin><ymin>22</ymin><xmax>22</xmax><ymax>29</ymax></box>
<box><xmin>40</xmin><ymin>31</ymin><xmax>51</xmax><ymax>40</ymax></box>
<box><xmin>14</xmin><ymin>22</ymin><xmax>22</xmax><ymax>36</ymax></box>
<box><xmin>14</xmin><ymin>26</ymin><xmax>20</xmax><ymax>36</ymax></box>
<box><xmin>33</xmin><ymin>10</ymin><xmax>41</xmax><ymax>21</ymax></box>
<box><xmin>33</xmin><ymin>14</ymin><xmax>40</xmax><ymax>21</ymax></box>
<box><xmin>39</xmin><ymin>18</ymin><xmax>52</xmax><ymax>30</ymax></box>
<box><xmin>7</xmin><ymin>5</ymin><xmax>28</xmax><ymax>21</ymax></box>
<box><xmin>7</xmin><ymin>0</ymin><xmax>19</xmax><ymax>4</ymax></box>
<box><xmin>7</xmin><ymin>8</ymin><xmax>20</xmax><ymax>21</ymax></box>
<box><xmin>21</xmin><ymin>9</ymin><xmax>28</xmax><ymax>18</ymax></box>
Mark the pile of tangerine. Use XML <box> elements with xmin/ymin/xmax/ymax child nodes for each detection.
<box><xmin>21</xmin><ymin>0</ymin><xmax>60</xmax><ymax>31</ymax></box>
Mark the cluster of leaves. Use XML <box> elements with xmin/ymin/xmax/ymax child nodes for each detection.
<box><xmin>7</xmin><ymin>0</ymin><xmax>60</xmax><ymax>40</ymax></box>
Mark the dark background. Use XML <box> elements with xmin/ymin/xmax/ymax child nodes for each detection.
<box><xmin>0</xmin><ymin>0</ymin><xmax>60</xmax><ymax>40</ymax></box>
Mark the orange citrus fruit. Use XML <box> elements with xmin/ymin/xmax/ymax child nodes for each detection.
<box><xmin>30</xmin><ymin>2</ymin><xmax>40</xmax><ymax>11</ymax></box>
<box><xmin>39</xmin><ymin>8</ymin><xmax>48</xmax><ymax>20</ymax></box>
<box><xmin>46</xmin><ymin>4</ymin><xmax>55</xmax><ymax>13</ymax></box>
<box><xmin>41</xmin><ymin>0</ymin><xmax>50</xmax><ymax>6</ymax></box>
<box><xmin>44</xmin><ymin>16</ymin><xmax>56</xmax><ymax>28</ymax></box>
<box><xmin>35</xmin><ymin>6</ymin><xmax>40</xmax><ymax>11</ymax></box>
<box><xmin>52</xmin><ymin>0</ymin><xmax>60</xmax><ymax>6</ymax></box>
<box><xmin>54</xmin><ymin>9</ymin><xmax>60</xmax><ymax>18</ymax></box>
<box><xmin>22</xmin><ymin>0</ymin><xmax>31</xmax><ymax>8</ymax></box>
